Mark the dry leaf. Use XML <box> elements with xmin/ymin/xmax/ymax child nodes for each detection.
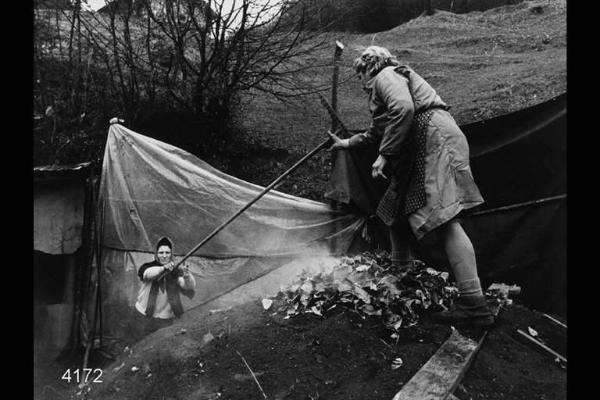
<box><xmin>202</xmin><ymin>331</ymin><xmax>215</xmax><ymax>345</ymax></box>
<box><xmin>391</xmin><ymin>357</ymin><xmax>403</xmax><ymax>370</ymax></box>
<box><xmin>262</xmin><ymin>298</ymin><xmax>273</xmax><ymax>310</ymax></box>
<box><xmin>528</xmin><ymin>327</ymin><xmax>538</xmax><ymax>337</ymax></box>
<box><xmin>113</xmin><ymin>362</ymin><xmax>125</xmax><ymax>372</ymax></box>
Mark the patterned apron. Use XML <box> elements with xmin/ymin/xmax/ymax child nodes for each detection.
<box><xmin>376</xmin><ymin>108</ymin><xmax>434</xmax><ymax>226</ymax></box>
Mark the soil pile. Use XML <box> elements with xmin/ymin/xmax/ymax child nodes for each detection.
<box><xmin>69</xmin><ymin>303</ymin><xmax>566</xmax><ymax>400</ymax></box>
<box><xmin>69</xmin><ymin>253</ymin><xmax>566</xmax><ymax>400</ymax></box>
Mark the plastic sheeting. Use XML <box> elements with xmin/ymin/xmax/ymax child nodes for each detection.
<box><xmin>98</xmin><ymin>124</ymin><xmax>366</xmax><ymax>339</ymax></box>
<box><xmin>100</xmin><ymin>124</ymin><xmax>364</xmax><ymax>257</ymax></box>
<box><xmin>34</xmin><ymin>180</ymin><xmax>85</xmax><ymax>255</ymax></box>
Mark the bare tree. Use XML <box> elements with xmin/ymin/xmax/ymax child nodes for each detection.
<box><xmin>140</xmin><ymin>0</ymin><xmax>328</xmax><ymax>132</ymax></box>
<box><xmin>34</xmin><ymin>0</ymin><xmax>330</xmax><ymax>164</ymax></box>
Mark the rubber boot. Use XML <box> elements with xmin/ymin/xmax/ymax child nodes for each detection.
<box><xmin>391</xmin><ymin>251</ymin><xmax>419</xmax><ymax>277</ymax></box>
<box><xmin>389</xmin><ymin>223</ymin><xmax>419</xmax><ymax>275</ymax></box>
<box><xmin>432</xmin><ymin>295</ymin><xmax>495</xmax><ymax>326</ymax></box>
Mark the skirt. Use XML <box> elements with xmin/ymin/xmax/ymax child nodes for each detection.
<box><xmin>379</xmin><ymin>109</ymin><xmax>484</xmax><ymax>240</ymax></box>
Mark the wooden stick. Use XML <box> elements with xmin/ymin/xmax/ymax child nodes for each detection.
<box><xmin>468</xmin><ymin>194</ymin><xmax>566</xmax><ymax>217</ymax></box>
<box><xmin>330</xmin><ymin>40</ymin><xmax>344</xmax><ymax>134</ymax></box>
<box><xmin>516</xmin><ymin>329</ymin><xmax>567</xmax><ymax>363</ymax></box>
<box><xmin>317</xmin><ymin>92</ymin><xmax>351</xmax><ymax>138</ymax></box>
<box><xmin>542</xmin><ymin>313</ymin><xmax>567</xmax><ymax>329</ymax></box>
<box><xmin>235</xmin><ymin>349</ymin><xmax>268</xmax><ymax>400</ymax></box>
<box><xmin>379</xmin><ymin>338</ymin><xmax>393</xmax><ymax>350</ymax></box>
<box><xmin>154</xmin><ymin>137</ymin><xmax>332</xmax><ymax>281</ymax></box>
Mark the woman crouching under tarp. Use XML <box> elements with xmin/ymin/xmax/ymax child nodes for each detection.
<box><xmin>134</xmin><ymin>237</ymin><xmax>196</xmax><ymax>337</ymax></box>
<box><xmin>327</xmin><ymin>45</ymin><xmax>493</xmax><ymax>326</ymax></box>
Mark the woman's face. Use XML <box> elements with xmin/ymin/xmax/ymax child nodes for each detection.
<box><xmin>156</xmin><ymin>245</ymin><xmax>172</xmax><ymax>265</ymax></box>
<box><xmin>358</xmin><ymin>71</ymin><xmax>370</xmax><ymax>92</ymax></box>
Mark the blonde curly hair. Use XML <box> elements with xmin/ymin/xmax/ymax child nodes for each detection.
<box><xmin>353</xmin><ymin>45</ymin><xmax>400</xmax><ymax>78</ymax></box>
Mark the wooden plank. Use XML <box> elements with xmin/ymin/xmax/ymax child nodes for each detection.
<box><xmin>391</xmin><ymin>329</ymin><xmax>485</xmax><ymax>400</ymax></box>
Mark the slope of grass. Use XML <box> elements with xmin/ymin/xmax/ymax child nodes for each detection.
<box><xmin>228</xmin><ymin>0</ymin><xmax>565</xmax><ymax>200</ymax></box>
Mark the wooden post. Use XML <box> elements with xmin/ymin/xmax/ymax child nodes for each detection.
<box><xmin>69</xmin><ymin>170</ymin><xmax>93</xmax><ymax>352</ymax></box>
<box><xmin>83</xmin><ymin>198</ymin><xmax>105</xmax><ymax>370</ymax></box>
<box><xmin>331</xmin><ymin>41</ymin><xmax>344</xmax><ymax>134</ymax></box>
<box><xmin>329</xmin><ymin>41</ymin><xmax>345</xmax><ymax>253</ymax></box>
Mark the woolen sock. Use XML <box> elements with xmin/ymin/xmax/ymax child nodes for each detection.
<box><xmin>456</xmin><ymin>277</ymin><xmax>484</xmax><ymax>298</ymax></box>
<box><xmin>389</xmin><ymin>224</ymin><xmax>417</xmax><ymax>266</ymax></box>
<box><xmin>391</xmin><ymin>250</ymin><xmax>415</xmax><ymax>265</ymax></box>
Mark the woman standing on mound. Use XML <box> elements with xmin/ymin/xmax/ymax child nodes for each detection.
<box><xmin>328</xmin><ymin>45</ymin><xmax>493</xmax><ymax>326</ymax></box>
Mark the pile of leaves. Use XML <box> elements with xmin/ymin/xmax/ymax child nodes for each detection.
<box><xmin>274</xmin><ymin>251</ymin><xmax>459</xmax><ymax>335</ymax></box>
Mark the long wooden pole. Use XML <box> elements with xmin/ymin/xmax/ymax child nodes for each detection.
<box><xmin>155</xmin><ymin>137</ymin><xmax>332</xmax><ymax>280</ymax></box>
<box><xmin>83</xmin><ymin>199</ymin><xmax>105</xmax><ymax>370</ymax></box>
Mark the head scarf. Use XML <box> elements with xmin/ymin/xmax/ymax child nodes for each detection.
<box><xmin>353</xmin><ymin>45</ymin><xmax>401</xmax><ymax>78</ymax></box>
<box><xmin>156</xmin><ymin>236</ymin><xmax>173</xmax><ymax>251</ymax></box>
<box><xmin>155</xmin><ymin>236</ymin><xmax>174</xmax><ymax>262</ymax></box>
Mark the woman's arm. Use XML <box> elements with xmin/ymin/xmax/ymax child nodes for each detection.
<box><xmin>348</xmin><ymin>128</ymin><xmax>378</xmax><ymax>148</ymax></box>
<box><xmin>178</xmin><ymin>267</ymin><xmax>196</xmax><ymax>290</ymax></box>
<box><xmin>328</xmin><ymin>128</ymin><xmax>377</xmax><ymax>150</ymax></box>
<box><xmin>143</xmin><ymin>265</ymin><xmax>167</xmax><ymax>281</ymax></box>
<box><xmin>142</xmin><ymin>261</ymin><xmax>175</xmax><ymax>281</ymax></box>
<box><xmin>375</xmin><ymin>69</ymin><xmax>415</xmax><ymax>157</ymax></box>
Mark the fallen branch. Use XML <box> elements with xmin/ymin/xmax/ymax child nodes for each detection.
<box><xmin>516</xmin><ymin>329</ymin><xmax>566</xmax><ymax>364</ymax></box>
<box><xmin>379</xmin><ymin>338</ymin><xmax>394</xmax><ymax>350</ymax></box>
<box><xmin>235</xmin><ymin>349</ymin><xmax>268</xmax><ymax>400</ymax></box>
<box><xmin>542</xmin><ymin>313</ymin><xmax>567</xmax><ymax>329</ymax></box>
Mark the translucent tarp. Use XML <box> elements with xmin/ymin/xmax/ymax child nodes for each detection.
<box><xmin>98</xmin><ymin>124</ymin><xmax>365</xmax><ymax>338</ymax></box>
<box><xmin>34</xmin><ymin>180</ymin><xmax>85</xmax><ymax>255</ymax></box>
<box><xmin>100</xmin><ymin>124</ymin><xmax>364</xmax><ymax>257</ymax></box>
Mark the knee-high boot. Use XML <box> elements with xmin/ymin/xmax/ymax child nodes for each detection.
<box><xmin>389</xmin><ymin>222</ymin><xmax>418</xmax><ymax>271</ymax></box>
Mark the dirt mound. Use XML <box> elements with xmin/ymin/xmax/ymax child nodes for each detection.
<box><xmin>71</xmin><ymin>298</ymin><xmax>565</xmax><ymax>400</ymax></box>
<box><xmin>71</xmin><ymin>253</ymin><xmax>564</xmax><ymax>400</ymax></box>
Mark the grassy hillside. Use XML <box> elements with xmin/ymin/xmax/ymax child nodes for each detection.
<box><xmin>227</xmin><ymin>0</ymin><xmax>565</xmax><ymax>200</ymax></box>
<box><xmin>33</xmin><ymin>0</ymin><xmax>566</xmax><ymax>199</ymax></box>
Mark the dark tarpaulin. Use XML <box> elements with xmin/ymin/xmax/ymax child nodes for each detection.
<box><xmin>326</xmin><ymin>93</ymin><xmax>566</xmax><ymax>316</ymax></box>
<box><xmin>465</xmin><ymin>93</ymin><xmax>566</xmax><ymax>209</ymax></box>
